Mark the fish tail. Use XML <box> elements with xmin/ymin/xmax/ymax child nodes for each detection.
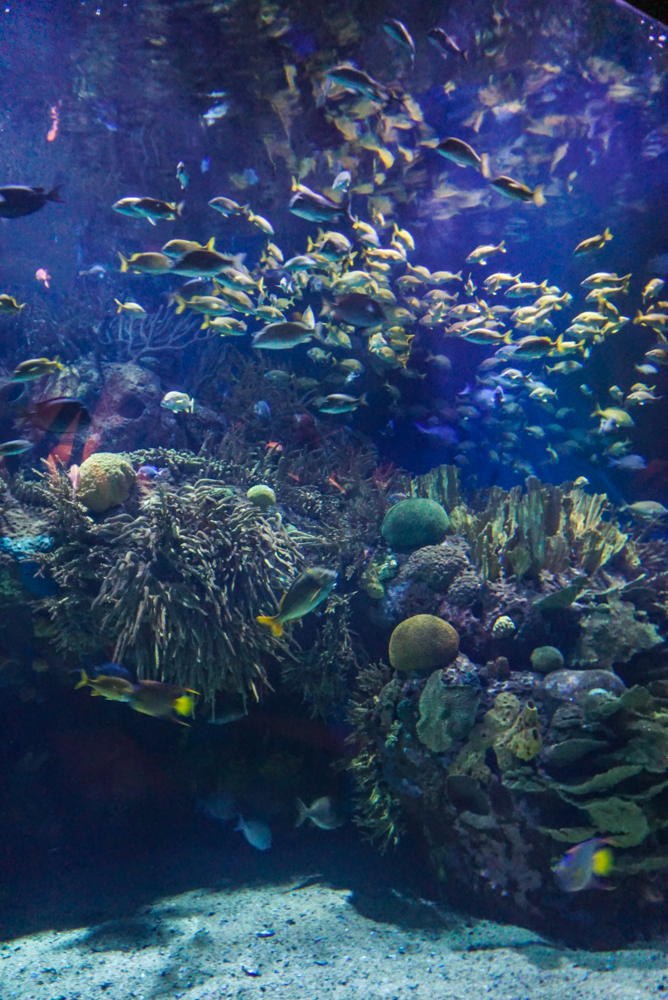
<box><xmin>533</xmin><ymin>185</ymin><xmax>546</xmax><ymax>207</ymax></box>
<box><xmin>502</xmin><ymin>330</ymin><xmax>514</xmax><ymax>345</ymax></box>
<box><xmin>176</xmin><ymin>201</ymin><xmax>185</xmax><ymax>217</ymax></box>
<box><xmin>114</xmin><ymin>298</ymin><xmax>124</xmax><ymax>313</ymax></box>
<box><xmin>75</xmin><ymin>668</ymin><xmax>89</xmax><ymax>690</ymax></box>
<box><xmin>359</xmin><ymin>393</ymin><xmax>369</xmax><ymax>406</ymax></box>
<box><xmin>480</xmin><ymin>152</ymin><xmax>491</xmax><ymax>179</ymax></box>
<box><xmin>295</xmin><ymin>798</ymin><xmax>309</xmax><ymax>828</ymax></box>
<box><xmin>603</xmin><ymin>227</ymin><xmax>613</xmax><ymax>241</ymax></box>
<box><xmin>174</xmin><ymin>296</ymin><xmax>187</xmax><ymax>315</ymax></box>
<box><xmin>201</xmin><ymin>316</ymin><xmax>210</xmax><ymax>330</ymax></box>
<box><xmin>633</xmin><ymin>310</ymin><xmax>643</xmax><ymax>324</ymax></box>
<box><xmin>256</xmin><ymin>615</ymin><xmax>283</xmax><ymax>638</ymax></box>
<box><xmin>188</xmin><ymin>398</ymin><xmax>194</xmax><ymax>413</ymax></box>
<box><xmin>498</xmin><ymin>240</ymin><xmax>506</xmax><ymax>252</ymax></box>
<box><xmin>46</xmin><ymin>185</ymin><xmax>65</xmax><ymax>203</ymax></box>
<box><xmin>173</xmin><ymin>692</ymin><xmax>197</xmax><ymax>718</ymax></box>
<box><xmin>205</xmin><ymin>236</ymin><xmax>215</xmax><ymax>250</ymax></box>
<box><xmin>118</xmin><ymin>253</ymin><xmax>129</xmax><ymax>274</ymax></box>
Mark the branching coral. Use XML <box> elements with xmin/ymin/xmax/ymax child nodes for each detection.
<box><xmin>281</xmin><ymin>593</ymin><xmax>362</xmax><ymax>718</ymax></box>
<box><xmin>98</xmin><ymin>306</ymin><xmax>212</xmax><ymax>363</ymax></box>
<box><xmin>346</xmin><ymin>662</ymin><xmax>405</xmax><ymax>850</ymax></box>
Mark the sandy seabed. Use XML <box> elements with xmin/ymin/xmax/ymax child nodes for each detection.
<box><xmin>1</xmin><ymin>872</ymin><xmax>667</xmax><ymax>1000</ymax></box>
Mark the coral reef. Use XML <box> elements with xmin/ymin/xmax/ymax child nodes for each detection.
<box><xmin>77</xmin><ymin>452</ymin><xmax>136</xmax><ymax>512</ymax></box>
<box><xmin>388</xmin><ymin>615</ymin><xmax>459</xmax><ymax>672</ymax></box>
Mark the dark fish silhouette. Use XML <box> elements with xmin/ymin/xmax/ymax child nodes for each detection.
<box><xmin>0</xmin><ymin>185</ymin><xmax>64</xmax><ymax>218</ymax></box>
<box><xmin>21</xmin><ymin>397</ymin><xmax>91</xmax><ymax>434</ymax></box>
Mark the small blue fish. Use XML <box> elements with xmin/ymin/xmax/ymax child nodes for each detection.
<box><xmin>254</xmin><ymin>400</ymin><xmax>271</xmax><ymax>419</ymax></box>
<box><xmin>608</xmin><ymin>454</ymin><xmax>647</xmax><ymax>471</ymax></box>
<box><xmin>554</xmin><ymin>837</ymin><xmax>614</xmax><ymax>892</ymax></box>
<box><xmin>414</xmin><ymin>422</ymin><xmax>457</xmax><ymax>445</ymax></box>
<box><xmin>176</xmin><ymin>161</ymin><xmax>189</xmax><ymax>189</ymax></box>
<box><xmin>332</xmin><ymin>169</ymin><xmax>351</xmax><ymax>192</ymax></box>
<box><xmin>235</xmin><ymin>815</ymin><xmax>272</xmax><ymax>851</ymax></box>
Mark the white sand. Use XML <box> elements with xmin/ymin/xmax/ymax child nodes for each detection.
<box><xmin>1</xmin><ymin>876</ymin><xmax>666</xmax><ymax>1000</ymax></box>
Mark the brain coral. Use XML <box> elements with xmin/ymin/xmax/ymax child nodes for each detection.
<box><xmin>381</xmin><ymin>498</ymin><xmax>449</xmax><ymax>550</ymax></box>
<box><xmin>530</xmin><ymin>645</ymin><xmax>564</xmax><ymax>673</ymax></box>
<box><xmin>389</xmin><ymin>614</ymin><xmax>459</xmax><ymax>672</ymax></box>
<box><xmin>396</xmin><ymin>542</ymin><xmax>469</xmax><ymax>591</ymax></box>
<box><xmin>77</xmin><ymin>452</ymin><xmax>136</xmax><ymax>512</ymax></box>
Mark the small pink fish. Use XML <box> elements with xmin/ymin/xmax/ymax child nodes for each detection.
<box><xmin>67</xmin><ymin>464</ymin><xmax>80</xmax><ymax>494</ymax></box>
<box><xmin>35</xmin><ymin>268</ymin><xmax>51</xmax><ymax>289</ymax></box>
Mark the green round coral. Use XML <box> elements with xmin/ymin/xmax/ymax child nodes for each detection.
<box><xmin>389</xmin><ymin>614</ymin><xmax>459</xmax><ymax>672</ymax></box>
<box><xmin>246</xmin><ymin>484</ymin><xmax>276</xmax><ymax>510</ymax></box>
<box><xmin>77</xmin><ymin>453</ymin><xmax>136</xmax><ymax>513</ymax></box>
<box><xmin>381</xmin><ymin>498</ymin><xmax>449</xmax><ymax>550</ymax></box>
<box><xmin>530</xmin><ymin>645</ymin><xmax>564</xmax><ymax>673</ymax></box>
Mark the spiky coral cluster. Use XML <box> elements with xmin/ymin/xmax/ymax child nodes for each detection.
<box><xmin>281</xmin><ymin>593</ymin><xmax>361</xmax><ymax>718</ymax></box>
<box><xmin>37</xmin><ymin>470</ymin><xmax>303</xmax><ymax>704</ymax></box>
<box><xmin>346</xmin><ymin>663</ymin><xmax>405</xmax><ymax>851</ymax></box>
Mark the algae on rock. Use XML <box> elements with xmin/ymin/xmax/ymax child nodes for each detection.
<box><xmin>416</xmin><ymin>668</ymin><xmax>480</xmax><ymax>753</ymax></box>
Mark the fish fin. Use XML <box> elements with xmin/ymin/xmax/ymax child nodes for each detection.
<box><xmin>205</xmin><ymin>236</ymin><xmax>215</xmax><ymax>250</ymax></box>
<box><xmin>75</xmin><ymin>669</ymin><xmax>89</xmax><ymax>690</ymax></box>
<box><xmin>118</xmin><ymin>253</ymin><xmax>129</xmax><ymax>274</ymax></box>
<box><xmin>533</xmin><ymin>185</ymin><xmax>546</xmax><ymax>207</ymax></box>
<box><xmin>480</xmin><ymin>152</ymin><xmax>491</xmax><ymax>179</ymax></box>
<box><xmin>256</xmin><ymin>615</ymin><xmax>284</xmax><ymax>638</ymax></box>
<box><xmin>174</xmin><ymin>296</ymin><xmax>187</xmax><ymax>315</ymax></box>
<box><xmin>295</xmin><ymin>798</ymin><xmax>309</xmax><ymax>828</ymax></box>
<box><xmin>46</xmin><ymin>185</ymin><xmax>65</xmax><ymax>203</ymax></box>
